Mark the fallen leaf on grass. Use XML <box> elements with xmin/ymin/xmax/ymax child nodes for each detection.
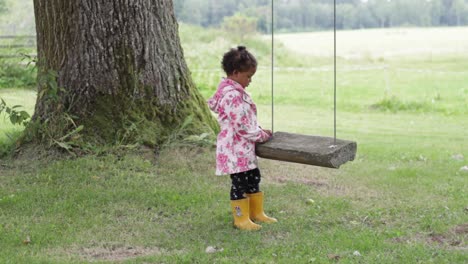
<box><xmin>22</xmin><ymin>236</ymin><xmax>31</xmax><ymax>245</ymax></box>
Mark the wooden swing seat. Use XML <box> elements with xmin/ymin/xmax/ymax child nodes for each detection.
<box><xmin>256</xmin><ymin>132</ymin><xmax>357</xmax><ymax>168</ymax></box>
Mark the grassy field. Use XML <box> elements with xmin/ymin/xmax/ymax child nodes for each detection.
<box><xmin>0</xmin><ymin>25</ymin><xmax>467</xmax><ymax>263</ymax></box>
<box><xmin>274</xmin><ymin>27</ymin><xmax>468</xmax><ymax>59</ymax></box>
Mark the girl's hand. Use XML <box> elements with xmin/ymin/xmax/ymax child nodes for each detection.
<box><xmin>264</xmin><ymin>129</ymin><xmax>273</xmax><ymax>138</ymax></box>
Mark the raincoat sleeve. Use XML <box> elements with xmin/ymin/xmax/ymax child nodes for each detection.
<box><xmin>222</xmin><ymin>90</ymin><xmax>270</xmax><ymax>143</ymax></box>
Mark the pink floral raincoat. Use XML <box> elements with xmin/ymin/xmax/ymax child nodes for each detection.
<box><xmin>207</xmin><ymin>78</ymin><xmax>270</xmax><ymax>175</ymax></box>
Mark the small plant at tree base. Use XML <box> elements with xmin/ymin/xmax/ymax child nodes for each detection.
<box><xmin>17</xmin><ymin>66</ymin><xmax>86</xmax><ymax>155</ymax></box>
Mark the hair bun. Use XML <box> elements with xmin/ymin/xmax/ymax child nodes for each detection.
<box><xmin>237</xmin><ymin>46</ymin><xmax>246</xmax><ymax>51</ymax></box>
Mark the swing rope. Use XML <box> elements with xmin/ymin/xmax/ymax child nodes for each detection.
<box><xmin>271</xmin><ymin>0</ymin><xmax>275</xmax><ymax>133</ymax></box>
<box><xmin>270</xmin><ymin>0</ymin><xmax>338</xmax><ymax>145</ymax></box>
<box><xmin>333</xmin><ymin>0</ymin><xmax>337</xmax><ymax>145</ymax></box>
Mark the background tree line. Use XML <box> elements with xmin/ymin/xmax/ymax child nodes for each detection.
<box><xmin>174</xmin><ymin>0</ymin><xmax>468</xmax><ymax>32</ymax></box>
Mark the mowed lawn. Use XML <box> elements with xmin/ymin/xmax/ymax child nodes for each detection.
<box><xmin>0</xmin><ymin>26</ymin><xmax>467</xmax><ymax>263</ymax></box>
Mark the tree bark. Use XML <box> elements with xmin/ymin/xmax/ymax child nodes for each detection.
<box><xmin>30</xmin><ymin>0</ymin><xmax>217</xmax><ymax>146</ymax></box>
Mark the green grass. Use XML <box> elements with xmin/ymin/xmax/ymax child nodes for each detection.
<box><xmin>0</xmin><ymin>25</ymin><xmax>467</xmax><ymax>263</ymax></box>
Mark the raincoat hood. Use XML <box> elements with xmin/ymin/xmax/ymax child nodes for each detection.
<box><xmin>207</xmin><ymin>78</ymin><xmax>245</xmax><ymax>114</ymax></box>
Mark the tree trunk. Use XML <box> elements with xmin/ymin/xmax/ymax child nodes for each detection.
<box><xmin>30</xmin><ymin>0</ymin><xmax>217</xmax><ymax>147</ymax></box>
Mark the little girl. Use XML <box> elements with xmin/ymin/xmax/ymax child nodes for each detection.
<box><xmin>207</xmin><ymin>46</ymin><xmax>277</xmax><ymax>231</ymax></box>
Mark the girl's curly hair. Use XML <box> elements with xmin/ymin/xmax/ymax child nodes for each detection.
<box><xmin>221</xmin><ymin>46</ymin><xmax>257</xmax><ymax>75</ymax></box>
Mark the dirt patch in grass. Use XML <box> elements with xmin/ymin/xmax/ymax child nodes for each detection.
<box><xmin>453</xmin><ymin>223</ymin><xmax>468</xmax><ymax>235</ymax></box>
<box><xmin>273</xmin><ymin>175</ymin><xmax>329</xmax><ymax>188</ymax></box>
<box><xmin>391</xmin><ymin>223</ymin><xmax>468</xmax><ymax>251</ymax></box>
<box><xmin>73</xmin><ymin>244</ymin><xmax>167</xmax><ymax>262</ymax></box>
<box><xmin>429</xmin><ymin>223</ymin><xmax>467</xmax><ymax>250</ymax></box>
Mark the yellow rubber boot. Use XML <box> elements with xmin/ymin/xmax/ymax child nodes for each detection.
<box><xmin>231</xmin><ymin>198</ymin><xmax>262</xmax><ymax>230</ymax></box>
<box><xmin>246</xmin><ymin>192</ymin><xmax>278</xmax><ymax>223</ymax></box>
